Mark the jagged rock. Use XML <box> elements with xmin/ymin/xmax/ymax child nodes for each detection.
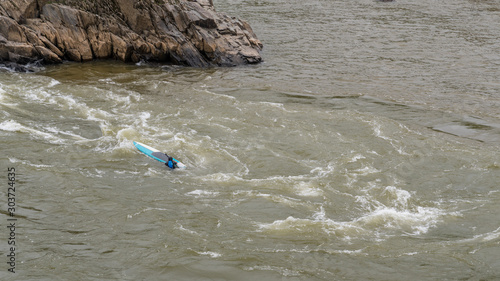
<box><xmin>0</xmin><ymin>0</ymin><xmax>262</xmax><ymax>69</ymax></box>
<box><xmin>0</xmin><ymin>0</ymin><xmax>39</xmax><ymax>23</ymax></box>
<box><xmin>35</xmin><ymin>45</ymin><xmax>62</xmax><ymax>63</ymax></box>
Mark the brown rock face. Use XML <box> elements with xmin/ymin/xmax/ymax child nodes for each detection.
<box><xmin>0</xmin><ymin>0</ymin><xmax>263</xmax><ymax>69</ymax></box>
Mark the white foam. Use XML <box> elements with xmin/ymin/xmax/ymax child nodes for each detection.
<box><xmin>24</xmin><ymin>89</ymin><xmax>52</xmax><ymax>104</ymax></box>
<box><xmin>87</xmin><ymin>108</ymin><xmax>113</xmax><ymax>122</ymax></box>
<box><xmin>356</xmin><ymin>206</ymin><xmax>442</xmax><ymax>235</ymax></box>
<box><xmin>312</xmin><ymin>206</ymin><xmax>327</xmax><ymax>221</ymax></box>
<box><xmin>186</xmin><ymin>189</ymin><xmax>220</xmax><ymax>197</ymax></box>
<box><xmin>260</xmin><ymin>102</ymin><xmax>285</xmax><ymax>110</ymax></box>
<box><xmin>368</xmin><ymin>120</ymin><xmax>390</xmax><ymax>140</ymax></box>
<box><xmin>202</xmin><ymin>89</ymin><xmax>237</xmax><ymax>100</ymax></box>
<box><xmin>133</xmin><ymin>111</ymin><xmax>151</xmax><ymax>127</ymax></box>
<box><xmin>195</xmin><ymin>251</ymin><xmax>222</xmax><ymax>258</ymax></box>
<box><xmin>108</xmin><ymin>92</ymin><xmax>131</xmax><ymax>105</ymax></box>
<box><xmin>349</xmin><ymin>154</ymin><xmax>366</xmax><ymax>163</ymax></box>
<box><xmin>258</xmin><ymin>214</ymin><xmax>364</xmax><ymax>239</ymax></box>
<box><xmin>355</xmin><ymin>165</ymin><xmax>380</xmax><ymax>175</ymax></box>
<box><xmin>383</xmin><ymin>185</ymin><xmax>412</xmax><ymax>209</ymax></box>
<box><xmin>0</xmin><ymin>120</ymin><xmax>65</xmax><ymax>144</ymax></box>
<box><xmin>43</xmin><ymin>126</ymin><xmax>88</xmax><ymax>140</ymax></box>
<box><xmin>255</xmin><ymin>193</ymin><xmax>304</xmax><ymax>208</ymax></box>
<box><xmin>79</xmin><ymin>168</ymin><xmax>106</xmax><ymax>178</ymax></box>
<box><xmin>93</xmin><ymin>132</ymin><xmax>137</xmax><ymax>154</ymax></box>
<box><xmin>176</xmin><ymin>224</ymin><xmax>201</xmax><ymax>236</ymax></box>
<box><xmin>294</xmin><ymin>181</ymin><xmax>323</xmax><ymax>197</ymax></box>
<box><xmin>114</xmin><ymin>170</ymin><xmax>141</xmax><ymax>175</ymax></box>
<box><xmin>98</xmin><ymin>78</ymin><xmax>116</xmax><ymax>84</ymax></box>
<box><xmin>258</xmin><ymin>216</ymin><xmax>308</xmax><ymax>230</ymax></box>
<box><xmin>200</xmin><ymin>172</ymin><xmax>238</xmax><ymax>183</ymax></box>
<box><xmin>260</xmin><ymin>199</ymin><xmax>442</xmax><ymax>238</ymax></box>
<box><xmin>0</xmin><ymin>120</ymin><xmax>22</xmax><ymax>131</ymax></box>
<box><xmin>310</xmin><ymin>163</ymin><xmax>335</xmax><ymax>177</ymax></box>
<box><xmin>473</xmin><ymin>226</ymin><xmax>500</xmax><ymax>242</ymax></box>
<box><xmin>364</xmin><ymin>119</ymin><xmax>410</xmax><ymax>155</ymax></box>
<box><xmin>105</xmin><ymin>89</ymin><xmax>140</xmax><ymax>106</ymax></box>
<box><xmin>144</xmin><ymin>167</ymin><xmax>163</xmax><ymax>177</ymax></box>
<box><xmin>8</xmin><ymin>157</ymin><xmax>54</xmax><ymax>168</ymax></box>
<box><xmin>127</xmin><ymin>207</ymin><xmax>169</xmax><ymax>218</ymax></box>
<box><xmin>20</xmin><ymin>86</ymin><xmax>116</xmax><ymax>125</ymax></box>
<box><xmin>47</xmin><ymin>79</ymin><xmax>60</xmax><ymax>87</ymax></box>
<box><xmin>116</xmin><ymin>127</ymin><xmax>140</xmax><ymax>143</ymax></box>
<box><xmin>332</xmin><ymin>249</ymin><xmax>366</xmax><ymax>255</ymax></box>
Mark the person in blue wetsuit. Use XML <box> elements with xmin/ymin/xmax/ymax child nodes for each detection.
<box><xmin>165</xmin><ymin>155</ymin><xmax>178</xmax><ymax>169</ymax></box>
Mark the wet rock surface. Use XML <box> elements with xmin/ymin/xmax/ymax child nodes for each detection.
<box><xmin>0</xmin><ymin>0</ymin><xmax>263</xmax><ymax>69</ymax></box>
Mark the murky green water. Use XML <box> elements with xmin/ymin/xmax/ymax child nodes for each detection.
<box><xmin>1</xmin><ymin>0</ymin><xmax>500</xmax><ymax>280</ymax></box>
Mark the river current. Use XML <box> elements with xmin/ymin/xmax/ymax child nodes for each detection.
<box><xmin>1</xmin><ymin>0</ymin><xmax>500</xmax><ymax>280</ymax></box>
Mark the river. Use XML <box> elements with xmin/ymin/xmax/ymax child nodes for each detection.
<box><xmin>1</xmin><ymin>0</ymin><xmax>500</xmax><ymax>280</ymax></box>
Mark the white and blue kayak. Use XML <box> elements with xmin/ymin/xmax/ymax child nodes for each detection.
<box><xmin>133</xmin><ymin>141</ymin><xmax>186</xmax><ymax>169</ymax></box>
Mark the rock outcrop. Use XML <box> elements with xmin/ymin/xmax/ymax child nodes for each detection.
<box><xmin>0</xmin><ymin>0</ymin><xmax>262</xmax><ymax>69</ymax></box>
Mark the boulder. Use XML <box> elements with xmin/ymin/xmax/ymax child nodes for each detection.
<box><xmin>35</xmin><ymin>45</ymin><xmax>62</xmax><ymax>63</ymax></box>
<box><xmin>0</xmin><ymin>0</ymin><xmax>262</xmax><ymax>69</ymax></box>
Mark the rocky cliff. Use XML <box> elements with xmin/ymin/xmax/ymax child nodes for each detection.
<box><xmin>0</xmin><ymin>0</ymin><xmax>262</xmax><ymax>69</ymax></box>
